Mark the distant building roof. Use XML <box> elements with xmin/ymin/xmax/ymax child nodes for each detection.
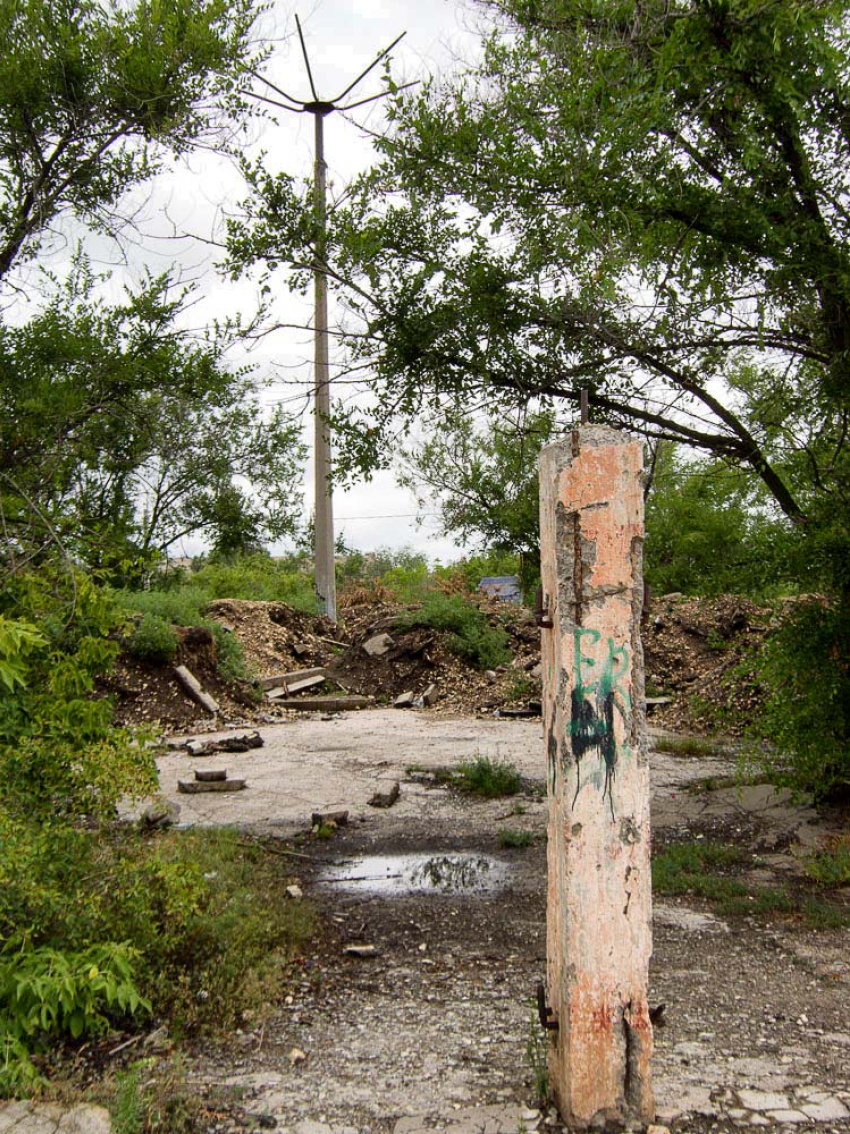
<box><xmin>478</xmin><ymin>575</ymin><xmax>523</xmax><ymax>603</ymax></box>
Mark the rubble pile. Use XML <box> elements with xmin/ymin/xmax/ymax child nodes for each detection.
<box><xmin>108</xmin><ymin>591</ymin><xmax>774</xmax><ymax>735</ymax></box>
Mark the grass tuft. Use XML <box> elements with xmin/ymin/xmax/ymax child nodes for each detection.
<box><xmin>455</xmin><ymin>756</ymin><xmax>522</xmax><ymax>798</ymax></box>
<box><xmin>498</xmin><ymin>828</ymin><xmax>534</xmax><ymax>849</ymax></box>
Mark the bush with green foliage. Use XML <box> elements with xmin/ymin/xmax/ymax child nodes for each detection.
<box><xmin>0</xmin><ymin>942</ymin><xmax>149</xmax><ymax>1092</ymax></box>
<box><xmin>126</xmin><ymin>613</ymin><xmax>179</xmax><ymax>663</ymax></box>
<box><xmin>113</xmin><ymin>587</ymin><xmax>255</xmax><ymax>685</ymax></box>
<box><xmin>395</xmin><ymin>594</ymin><xmax>511</xmax><ymax>670</ymax></box>
<box><xmin>747</xmin><ymin>600</ymin><xmax>850</xmax><ymax>801</ymax></box>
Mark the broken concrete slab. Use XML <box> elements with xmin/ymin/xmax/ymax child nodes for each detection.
<box><xmin>178</xmin><ymin>778</ymin><xmax>246</xmax><ymax>794</ymax></box>
<box><xmin>260</xmin><ymin>668</ymin><xmax>326</xmax><ymax>691</ymax></box>
<box><xmin>368</xmin><ymin>782</ymin><xmax>400</xmax><ymax>809</ymax></box>
<box><xmin>194</xmin><ymin>769</ymin><xmax>228</xmax><ymax>782</ymax></box>
<box><xmin>363</xmin><ymin>632</ymin><xmax>394</xmax><ymax>657</ymax></box>
<box><xmin>270</xmin><ymin>695</ymin><xmax>370</xmax><ymax>712</ymax></box>
<box><xmin>286</xmin><ymin>673</ymin><xmax>329</xmax><ymax>695</ymax></box>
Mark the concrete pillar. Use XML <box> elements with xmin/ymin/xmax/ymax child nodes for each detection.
<box><xmin>539</xmin><ymin>426</ymin><xmax>653</xmax><ymax>1128</ymax></box>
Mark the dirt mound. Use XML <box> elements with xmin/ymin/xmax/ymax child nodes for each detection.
<box><xmin>106</xmin><ymin>592</ymin><xmax>774</xmax><ymax>735</ymax></box>
<box><xmin>643</xmin><ymin>593</ymin><xmax>771</xmax><ymax>735</ymax></box>
<box><xmin>105</xmin><ymin>625</ymin><xmax>255</xmax><ymax>730</ymax></box>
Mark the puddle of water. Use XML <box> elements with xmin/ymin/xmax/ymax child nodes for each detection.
<box><xmin>319</xmin><ymin>852</ymin><xmax>509</xmax><ymax>895</ymax></box>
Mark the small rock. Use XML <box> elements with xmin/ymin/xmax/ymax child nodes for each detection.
<box><xmin>485</xmin><ymin>670</ymin><xmax>498</xmax><ymax>682</ymax></box>
<box><xmin>420</xmin><ymin>683</ymin><xmax>438</xmax><ymax>706</ymax></box>
<box><xmin>186</xmin><ymin>739</ymin><xmax>212</xmax><ymax>756</ymax></box>
<box><xmin>286</xmin><ymin>884</ymin><xmax>303</xmax><ymax>900</ymax></box>
<box><xmin>288</xmin><ymin>1047</ymin><xmax>308</xmax><ymax>1066</ymax></box>
<box><xmin>368</xmin><ymin>781</ymin><xmax>400</xmax><ymax>809</ymax></box>
<box><xmin>143</xmin><ymin>1025</ymin><xmax>171</xmax><ymax>1054</ymax></box>
<box><xmin>393</xmin><ymin>690</ymin><xmax>415</xmax><ymax>708</ymax></box>
<box><xmin>138</xmin><ymin>799</ymin><xmax>180</xmax><ymax>830</ymax></box>
<box><xmin>647</xmin><ymin>1126</ymin><xmax>671</xmax><ymax>1134</ymax></box>
<box><xmin>363</xmin><ymin>632</ymin><xmax>394</xmax><ymax>657</ymax></box>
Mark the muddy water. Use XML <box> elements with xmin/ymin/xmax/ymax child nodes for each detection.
<box><xmin>319</xmin><ymin>852</ymin><xmax>510</xmax><ymax>895</ymax></box>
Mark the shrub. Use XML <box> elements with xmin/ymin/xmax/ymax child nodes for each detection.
<box><xmin>803</xmin><ymin>836</ymin><xmax>850</xmax><ymax>889</ymax></box>
<box><xmin>0</xmin><ymin>942</ymin><xmax>149</xmax><ymax>1094</ymax></box>
<box><xmin>396</xmin><ymin>594</ymin><xmax>511</xmax><ymax>670</ymax></box>
<box><xmin>747</xmin><ymin>599</ymin><xmax>850</xmax><ymax>801</ymax></box>
<box><xmin>456</xmin><ymin>756</ymin><xmax>522</xmax><ymax>797</ymax></box>
<box><xmin>126</xmin><ymin>613</ymin><xmax>179</xmax><ymax>663</ymax></box>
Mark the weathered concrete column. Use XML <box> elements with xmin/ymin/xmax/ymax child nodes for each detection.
<box><xmin>539</xmin><ymin>426</ymin><xmax>653</xmax><ymax>1128</ymax></box>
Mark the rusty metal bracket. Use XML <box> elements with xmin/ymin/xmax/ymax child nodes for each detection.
<box><xmin>537</xmin><ymin>981</ymin><xmax>559</xmax><ymax>1032</ymax></box>
<box><xmin>534</xmin><ymin>585</ymin><xmax>554</xmax><ymax>629</ymax></box>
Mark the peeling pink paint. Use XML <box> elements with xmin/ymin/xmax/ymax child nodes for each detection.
<box><xmin>539</xmin><ymin>427</ymin><xmax>654</xmax><ymax>1128</ymax></box>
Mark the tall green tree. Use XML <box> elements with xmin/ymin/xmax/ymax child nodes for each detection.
<box><xmin>398</xmin><ymin>406</ymin><xmax>561</xmax><ymax>586</ymax></box>
<box><xmin>0</xmin><ymin>0</ymin><xmax>258</xmax><ymax>280</ymax></box>
<box><xmin>226</xmin><ymin>0</ymin><xmax>850</xmax><ymax>581</ymax></box>
<box><xmin>0</xmin><ymin>0</ymin><xmax>310</xmax><ymax>576</ymax></box>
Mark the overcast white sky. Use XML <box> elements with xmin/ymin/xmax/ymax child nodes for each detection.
<box><xmin>118</xmin><ymin>0</ymin><xmax>491</xmax><ymax>563</ymax></box>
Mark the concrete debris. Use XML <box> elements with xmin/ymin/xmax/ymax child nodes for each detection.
<box><xmin>138</xmin><ymin>799</ymin><xmax>180</xmax><ymax>829</ymax></box>
<box><xmin>286</xmin><ymin>673</ymin><xmax>328</xmax><ymax>695</ymax></box>
<box><xmin>269</xmin><ymin>695</ymin><xmax>371</xmax><ymax>712</ymax></box>
<box><xmin>260</xmin><ymin>668</ymin><xmax>326</xmax><ymax>691</ymax></box>
<box><xmin>368</xmin><ymin>781</ymin><xmax>400</xmax><ymax>809</ymax></box>
<box><xmin>285</xmin><ymin>884</ymin><xmax>304</xmax><ymax>900</ymax></box>
<box><xmin>343</xmin><ymin>944</ymin><xmax>379</xmax><ymax>958</ymax></box>
<box><xmin>178</xmin><ymin>776</ymin><xmax>246</xmax><ymax>794</ymax></box>
<box><xmin>363</xmin><ymin>632</ymin><xmax>394</xmax><ymax>657</ymax></box>
<box><xmin>393</xmin><ymin>690</ymin><xmax>415</xmax><ymax>708</ymax></box>
<box><xmin>288</xmin><ymin>1047</ymin><xmax>308</xmax><ymax>1066</ymax></box>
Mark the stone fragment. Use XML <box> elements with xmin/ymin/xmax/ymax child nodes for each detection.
<box><xmin>368</xmin><ymin>781</ymin><xmax>400</xmax><ymax>809</ymax></box>
<box><xmin>138</xmin><ymin>799</ymin><xmax>180</xmax><ymax>829</ymax></box>
<box><xmin>287</xmin><ymin>673</ymin><xmax>328</xmax><ymax>695</ymax></box>
<box><xmin>173</xmin><ymin>664</ymin><xmax>219</xmax><ymax>714</ymax></box>
<box><xmin>394</xmin><ymin>690</ymin><xmax>415</xmax><ymax>708</ymax></box>
<box><xmin>420</xmin><ymin>683</ymin><xmax>438</xmax><ymax>706</ymax></box>
<box><xmin>737</xmin><ymin>1091</ymin><xmax>790</xmax><ymax>1112</ymax></box>
<box><xmin>288</xmin><ymin>1047</ymin><xmax>308</xmax><ymax>1066</ymax></box>
<box><xmin>195</xmin><ymin>769</ymin><xmax>227</xmax><ymax>782</ymax></box>
<box><xmin>261</xmin><ymin>668</ymin><xmax>326</xmax><ymax>690</ymax></box>
<box><xmin>186</xmin><ymin>739</ymin><xmax>212</xmax><ymax>756</ymax></box>
<box><xmin>177</xmin><ymin>778</ymin><xmax>246</xmax><ymax>793</ymax></box>
<box><xmin>285</xmin><ymin>884</ymin><xmax>303</xmax><ymax>900</ymax></box>
<box><xmin>765</xmin><ymin>1110</ymin><xmax>808</xmax><ymax>1123</ymax></box>
<box><xmin>363</xmin><ymin>632</ymin><xmax>394</xmax><ymax>657</ymax></box>
<box><xmin>801</xmin><ymin>1099</ymin><xmax>849</xmax><ymax>1121</ymax></box>
<box><xmin>268</xmin><ymin>695</ymin><xmax>370</xmax><ymax>711</ymax></box>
